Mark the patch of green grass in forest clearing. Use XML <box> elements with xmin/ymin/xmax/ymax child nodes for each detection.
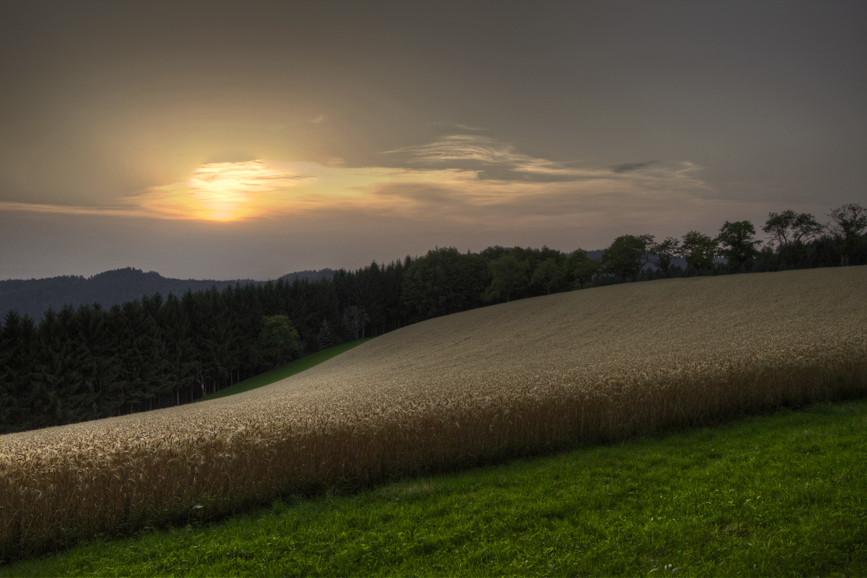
<box><xmin>4</xmin><ymin>400</ymin><xmax>866</xmax><ymax>577</ymax></box>
<box><xmin>197</xmin><ymin>338</ymin><xmax>374</xmax><ymax>401</ymax></box>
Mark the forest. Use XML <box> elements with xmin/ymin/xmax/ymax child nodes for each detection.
<box><xmin>0</xmin><ymin>265</ymin><xmax>335</xmax><ymax>323</ymax></box>
<box><xmin>1</xmin><ymin>204</ymin><xmax>865</xmax><ymax>434</ymax></box>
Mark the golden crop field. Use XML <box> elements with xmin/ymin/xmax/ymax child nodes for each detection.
<box><xmin>3</xmin><ymin>267</ymin><xmax>866</xmax><ymax>559</ymax></box>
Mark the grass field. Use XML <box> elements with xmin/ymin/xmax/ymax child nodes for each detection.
<box><xmin>196</xmin><ymin>339</ymin><xmax>374</xmax><ymax>402</ymax></box>
<box><xmin>3</xmin><ymin>398</ymin><xmax>865</xmax><ymax>576</ymax></box>
<box><xmin>2</xmin><ymin>266</ymin><xmax>866</xmax><ymax>563</ymax></box>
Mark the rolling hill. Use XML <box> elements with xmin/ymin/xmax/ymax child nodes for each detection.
<box><xmin>0</xmin><ymin>267</ymin><xmax>334</xmax><ymax>321</ymax></box>
<box><xmin>3</xmin><ymin>266</ymin><xmax>866</xmax><ymax>560</ymax></box>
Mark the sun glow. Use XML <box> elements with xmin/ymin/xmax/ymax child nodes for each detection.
<box><xmin>187</xmin><ymin>160</ymin><xmax>294</xmax><ymax>221</ymax></box>
<box><xmin>105</xmin><ymin>138</ymin><xmax>717</xmax><ymax>226</ymax></box>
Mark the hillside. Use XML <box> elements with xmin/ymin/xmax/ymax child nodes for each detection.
<box><xmin>3</xmin><ymin>266</ymin><xmax>866</xmax><ymax>559</ymax></box>
<box><xmin>0</xmin><ymin>267</ymin><xmax>334</xmax><ymax>321</ymax></box>
<box><xmin>226</xmin><ymin>266</ymin><xmax>864</xmax><ymax>423</ymax></box>
<box><xmin>8</xmin><ymin>265</ymin><xmax>866</xmax><ymax>445</ymax></box>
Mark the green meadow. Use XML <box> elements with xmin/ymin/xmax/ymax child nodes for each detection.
<box><xmin>196</xmin><ymin>338</ymin><xmax>374</xmax><ymax>402</ymax></box>
<box><xmin>3</xmin><ymin>268</ymin><xmax>865</xmax><ymax>574</ymax></box>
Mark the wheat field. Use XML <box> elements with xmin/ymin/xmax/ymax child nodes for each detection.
<box><xmin>3</xmin><ymin>267</ymin><xmax>866</xmax><ymax>560</ymax></box>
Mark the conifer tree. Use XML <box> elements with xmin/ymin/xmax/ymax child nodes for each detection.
<box><xmin>318</xmin><ymin>319</ymin><xmax>334</xmax><ymax>350</ymax></box>
<box><xmin>0</xmin><ymin>311</ymin><xmax>36</xmax><ymax>432</ymax></box>
<box><xmin>71</xmin><ymin>303</ymin><xmax>122</xmax><ymax>420</ymax></box>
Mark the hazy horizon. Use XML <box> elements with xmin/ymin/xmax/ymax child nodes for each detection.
<box><xmin>2</xmin><ymin>1</ymin><xmax>865</xmax><ymax>281</ymax></box>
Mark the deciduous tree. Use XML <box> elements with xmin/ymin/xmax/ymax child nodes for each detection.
<box><xmin>716</xmin><ymin>220</ymin><xmax>761</xmax><ymax>269</ymax></box>
<box><xmin>602</xmin><ymin>234</ymin><xmax>654</xmax><ymax>282</ymax></box>
<box><xmin>258</xmin><ymin>315</ymin><xmax>302</xmax><ymax>368</ymax></box>
<box><xmin>651</xmin><ymin>237</ymin><xmax>680</xmax><ymax>275</ymax></box>
<box><xmin>762</xmin><ymin>210</ymin><xmax>823</xmax><ymax>249</ymax></box>
<box><xmin>566</xmin><ymin>249</ymin><xmax>601</xmax><ymax>288</ymax></box>
<box><xmin>530</xmin><ymin>258</ymin><xmax>564</xmax><ymax>295</ymax></box>
<box><xmin>484</xmin><ymin>252</ymin><xmax>530</xmax><ymax>302</ymax></box>
<box><xmin>828</xmin><ymin>202</ymin><xmax>867</xmax><ymax>266</ymax></box>
<box><xmin>679</xmin><ymin>231</ymin><xmax>718</xmax><ymax>272</ymax></box>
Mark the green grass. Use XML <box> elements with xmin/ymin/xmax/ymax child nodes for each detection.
<box><xmin>4</xmin><ymin>399</ymin><xmax>866</xmax><ymax>577</ymax></box>
<box><xmin>197</xmin><ymin>338</ymin><xmax>374</xmax><ymax>402</ymax></box>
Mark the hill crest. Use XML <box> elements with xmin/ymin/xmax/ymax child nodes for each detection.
<box><xmin>0</xmin><ymin>267</ymin><xmax>334</xmax><ymax>321</ymax></box>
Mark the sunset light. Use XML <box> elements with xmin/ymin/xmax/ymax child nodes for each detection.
<box><xmin>187</xmin><ymin>160</ymin><xmax>295</xmax><ymax>221</ymax></box>
<box><xmin>1</xmin><ymin>1</ymin><xmax>863</xmax><ymax>283</ymax></box>
<box><xmin>2</xmin><ymin>4</ymin><xmax>866</xmax><ymax>570</ymax></box>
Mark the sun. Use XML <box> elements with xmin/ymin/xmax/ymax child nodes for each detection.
<box><xmin>187</xmin><ymin>162</ymin><xmax>264</xmax><ymax>221</ymax></box>
<box><xmin>187</xmin><ymin>159</ymin><xmax>303</xmax><ymax>221</ymax></box>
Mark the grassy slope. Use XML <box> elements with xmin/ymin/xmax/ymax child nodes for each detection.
<box><xmin>4</xmin><ymin>398</ymin><xmax>865</xmax><ymax>576</ymax></box>
<box><xmin>3</xmin><ymin>267</ymin><xmax>866</xmax><ymax>566</ymax></box>
<box><xmin>190</xmin><ymin>265</ymin><xmax>867</xmax><ymax>417</ymax></box>
<box><xmin>9</xmin><ymin>267</ymin><xmax>865</xmax><ymax>447</ymax></box>
<box><xmin>197</xmin><ymin>338</ymin><xmax>374</xmax><ymax>402</ymax></box>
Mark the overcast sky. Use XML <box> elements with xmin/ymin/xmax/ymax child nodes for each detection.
<box><xmin>1</xmin><ymin>0</ymin><xmax>865</xmax><ymax>280</ymax></box>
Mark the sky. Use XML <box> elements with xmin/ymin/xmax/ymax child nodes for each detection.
<box><xmin>1</xmin><ymin>0</ymin><xmax>865</xmax><ymax>281</ymax></box>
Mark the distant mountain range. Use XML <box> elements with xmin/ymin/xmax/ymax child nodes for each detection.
<box><xmin>0</xmin><ymin>267</ymin><xmax>335</xmax><ymax>322</ymax></box>
<box><xmin>1</xmin><ymin>250</ymin><xmax>696</xmax><ymax>323</ymax></box>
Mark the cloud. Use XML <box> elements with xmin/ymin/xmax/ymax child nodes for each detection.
<box><xmin>386</xmin><ymin>134</ymin><xmax>651</xmax><ymax>183</ymax></box>
<box><xmin>384</xmin><ymin>134</ymin><xmax>602</xmax><ymax>182</ymax></box>
<box><xmin>427</xmin><ymin>122</ymin><xmax>487</xmax><ymax>131</ymax></box>
<box><xmin>309</xmin><ymin>115</ymin><xmax>326</xmax><ymax>124</ymax></box>
<box><xmin>0</xmin><ymin>201</ymin><xmax>140</xmax><ymax>218</ymax></box>
<box><xmin>125</xmin><ymin>160</ymin><xmax>314</xmax><ymax>221</ymax></box>
<box><xmin>453</xmin><ymin>123</ymin><xmax>486</xmax><ymax>131</ymax></box>
<box><xmin>609</xmin><ymin>161</ymin><xmax>659</xmax><ymax>174</ymax></box>
<box><xmin>364</xmin><ymin>161</ymin><xmax>713</xmax><ymax>232</ymax></box>
<box><xmin>0</xmin><ymin>138</ymin><xmax>717</xmax><ymax>234</ymax></box>
<box><xmin>385</xmin><ymin>135</ymin><xmax>520</xmax><ymax>164</ymax></box>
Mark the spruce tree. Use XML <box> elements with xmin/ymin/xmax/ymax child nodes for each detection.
<box><xmin>0</xmin><ymin>311</ymin><xmax>36</xmax><ymax>432</ymax></box>
<box><xmin>318</xmin><ymin>319</ymin><xmax>334</xmax><ymax>350</ymax></box>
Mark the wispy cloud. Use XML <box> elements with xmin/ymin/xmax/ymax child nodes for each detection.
<box><xmin>427</xmin><ymin>122</ymin><xmax>487</xmax><ymax>131</ymax></box>
<box><xmin>1</xmin><ymin>137</ymin><xmax>720</xmax><ymax>232</ymax></box>
<box><xmin>386</xmin><ymin>135</ymin><xmax>522</xmax><ymax>165</ymax></box>
<box><xmin>384</xmin><ymin>134</ymin><xmax>596</xmax><ymax>181</ymax></box>
<box><xmin>0</xmin><ymin>201</ymin><xmax>141</xmax><ymax>217</ymax></box>
<box><xmin>365</xmin><ymin>162</ymin><xmax>713</xmax><ymax>231</ymax></box>
<box><xmin>610</xmin><ymin>161</ymin><xmax>658</xmax><ymax>174</ymax></box>
<box><xmin>386</xmin><ymin>135</ymin><xmax>666</xmax><ymax>182</ymax></box>
<box><xmin>309</xmin><ymin>115</ymin><xmax>326</xmax><ymax>124</ymax></box>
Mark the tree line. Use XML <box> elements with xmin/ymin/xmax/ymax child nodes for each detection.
<box><xmin>0</xmin><ymin>265</ymin><xmax>336</xmax><ymax>323</ymax></box>
<box><xmin>1</xmin><ymin>203</ymin><xmax>864</xmax><ymax>433</ymax></box>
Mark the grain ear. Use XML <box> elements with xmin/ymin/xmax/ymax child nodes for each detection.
<box><xmin>2</xmin><ymin>266</ymin><xmax>866</xmax><ymax>560</ymax></box>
